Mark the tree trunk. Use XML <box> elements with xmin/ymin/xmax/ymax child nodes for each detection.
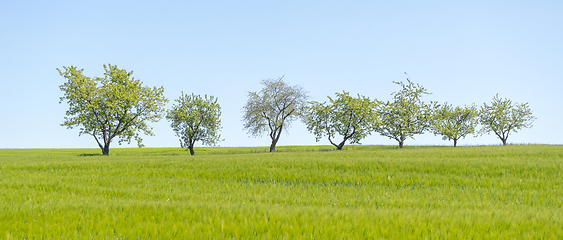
<box><xmin>269</xmin><ymin>132</ymin><xmax>279</xmax><ymax>152</ymax></box>
<box><xmin>399</xmin><ymin>140</ymin><xmax>404</xmax><ymax>148</ymax></box>
<box><xmin>496</xmin><ymin>132</ymin><xmax>508</xmax><ymax>146</ymax></box>
<box><xmin>453</xmin><ymin>139</ymin><xmax>458</xmax><ymax>147</ymax></box>
<box><xmin>94</xmin><ymin>135</ymin><xmax>110</xmax><ymax>155</ymax></box>
<box><xmin>329</xmin><ymin>135</ymin><xmax>348</xmax><ymax>150</ymax></box>
<box><xmin>270</xmin><ymin>126</ymin><xmax>282</xmax><ymax>152</ymax></box>
<box><xmin>336</xmin><ymin>141</ymin><xmax>346</xmax><ymax>150</ymax></box>
<box><xmin>102</xmin><ymin>144</ymin><xmax>110</xmax><ymax>156</ymax></box>
<box><xmin>188</xmin><ymin>146</ymin><xmax>195</xmax><ymax>156</ymax></box>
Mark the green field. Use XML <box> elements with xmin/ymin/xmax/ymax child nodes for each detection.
<box><xmin>1</xmin><ymin>145</ymin><xmax>562</xmax><ymax>239</ymax></box>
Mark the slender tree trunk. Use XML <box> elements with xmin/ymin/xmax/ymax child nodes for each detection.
<box><xmin>399</xmin><ymin>140</ymin><xmax>404</xmax><ymax>148</ymax></box>
<box><xmin>188</xmin><ymin>146</ymin><xmax>195</xmax><ymax>155</ymax></box>
<box><xmin>269</xmin><ymin>132</ymin><xmax>278</xmax><ymax>152</ymax></box>
<box><xmin>453</xmin><ymin>139</ymin><xmax>458</xmax><ymax>147</ymax></box>
<box><xmin>270</xmin><ymin>126</ymin><xmax>282</xmax><ymax>152</ymax></box>
<box><xmin>496</xmin><ymin>132</ymin><xmax>508</xmax><ymax>146</ymax></box>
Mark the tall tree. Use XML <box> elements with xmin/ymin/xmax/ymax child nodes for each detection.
<box><xmin>304</xmin><ymin>91</ymin><xmax>378</xmax><ymax>150</ymax></box>
<box><xmin>478</xmin><ymin>94</ymin><xmax>536</xmax><ymax>145</ymax></box>
<box><xmin>373</xmin><ymin>76</ymin><xmax>436</xmax><ymax>148</ymax></box>
<box><xmin>242</xmin><ymin>76</ymin><xmax>308</xmax><ymax>152</ymax></box>
<box><xmin>166</xmin><ymin>92</ymin><xmax>222</xmax><ymax>155</ymax></box>
<box><xmin>58</xmin><ymin>64</ymin><xmax>167</xmax><ymax>155</ymax></box>
<box><xmin>431</xmin><ymin>103</ymin><xmax>478</xmax><ymax>147</ymax></box>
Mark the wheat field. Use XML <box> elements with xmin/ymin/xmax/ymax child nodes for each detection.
<box><xmin>1</xmin><ymin>145</ymin><xmax>561</xmax><ymax>239</ymax></box>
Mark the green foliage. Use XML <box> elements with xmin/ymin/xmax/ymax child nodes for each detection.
<box><xmin>304</xmin><ymin>91</ymin><xmax>378</xmax><ymax>150</ymax></box>
<box><xmin>1</xmin><ymin>145</ymin><xmax>562</xmax><ymax>238</ymax></box>
<box><xmin>167</xmin><ymin>92</ymin><xmax>222</xmax><ymax>155</ymax></box>
<box><xmin>374</xmin><ymin>77</ymin><xmax>436</xmax><ymax>148</ymax></box>
<box><xmin>58</xmin><ymin>64</ymin><xmax>167</xmax><ymax>155</ymax></box>
<box><xmin>431</xmin><ymin>103</ymin><xmax>478</xmax><ymax>146</ymax></box>
<box><xmin>479</xmin><ymin>94</ymin><xmax>536</xmax><ymax>145</ymax></box>
<box><xmin>242</xmin><ymin>76</ymin><xmax>308</xmax><ymax>152</ymax></box>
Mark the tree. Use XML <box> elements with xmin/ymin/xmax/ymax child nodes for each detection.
<box><xmin>478</xmin><ymin>94</ymin><xmax>536</xmax><ymax>145</ymax></box>
<box><xmin>373</xmin><ymin>76</ymin><xmax>436</xmax><ymax>148</ymax></box>
<box><xmin>58</xmin><ymin>64</ymin><xmax>167</xmax><ymax>155</ymax></box>
<box><xmin>242</xmin><ymin>76</ymin><xmax>308</xmax><ymax>152</ymax></box>
<box><xmin>304</xmin><ymin>91</ymin><xmax>378</xmax><ymax>150</ymax></box>
<box><xmin>166</xmin><ymin>92</ymin><xmax>222</xmax><ymax>155</ymax></box>
<box><xmin>431</xmin><ymin>103</ymin><xmax>478</xmax><ymax>147</ymax></box>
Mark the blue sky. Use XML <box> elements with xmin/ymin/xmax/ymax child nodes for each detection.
<box><xmin>1</xmin><ymin>0</ymin><xmax>562</xmax><ymax>149</ymax></box>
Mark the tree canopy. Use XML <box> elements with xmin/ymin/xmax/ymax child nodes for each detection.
<box><xmin>373</xmin><ymin>77</ymin><xmax>436</xmax><ymax>148</ymax></box>
<box><xmin>166</xmin><ymin>92</ymin><xmax>222</xmax><ymax>155</ymax></box>
<box><xmin>478</xmin><ymin>94</ymin><xmax>536</xmax><ymax>145</ymax></box>
<box><xmin>242</xmin><ymin>76</ymin><xmax>308</xmax><ymax>152</ymax></box>
<box><xmin>431</xmin><ymin>103</ymin><xmax>478</xmax><ymax>147</ymax></box>
<box><xmin>57</xmin><ymin>67</ymin><xmax>538</xmax><ymax>150</ymax></box>
<box><xmin>304</xmin><ymin>91</ymin><xmax>378</xmax><ymax>150</ymax></box>
<box><xmin>58</xmin><ymin>64</ymin><xmax>167</xmax><ymax>155</ymax></box>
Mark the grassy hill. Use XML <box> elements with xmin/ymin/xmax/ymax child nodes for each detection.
<box><xmin>1</xmin><ymin>145</ymin><xmax>562</xmax><ymax>239</ymax></box>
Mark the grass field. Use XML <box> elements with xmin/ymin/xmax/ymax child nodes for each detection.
<box><xmin>1</xmin><ymin>145</ymin><xmax>562</xmax><ymax>239</ymax></box>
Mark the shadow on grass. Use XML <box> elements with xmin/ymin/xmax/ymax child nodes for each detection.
<box><xmin>78</xmin><ymin>153</ymin><xmax>102</xmax><ymax>157</ymax></box>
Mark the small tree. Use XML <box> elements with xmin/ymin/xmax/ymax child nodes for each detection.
<box><xmin>304</xmin><ymin>91</ymin><xmax>378</xmax><ymax>150</ymax></box>
<box><xmin>431</xmin><ymin>103</ymin><xmax>478</xmax><ymax>147</ymax></box>
<box><xmin>373</xmin><ymin>76</ymin><xmax>435</xmax><ymax>148</ymax></box>
<box><xmin>478</xmin><ymin>94</ymin><xmax>536</xmax><ymax>145</ymax></box>
<box><xmin>58</xmin><ymin>64</ymin><xmax>167</xmax><ymax>155</ymax></box>
<box><xmin>242</xmin><ymin>76</ymin><xmax>308</xmax><ymax>152</ymax></box>
<box><xmin>167</xmin><ymin>92</ymin><xmax>222</xmax><ymax>155</ymax></box>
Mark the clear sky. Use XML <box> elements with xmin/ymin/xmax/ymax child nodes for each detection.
<box><xmin>1</xmin><ymin>0</ymin><xmax>562</xmax><ymax>149</ymax></box>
